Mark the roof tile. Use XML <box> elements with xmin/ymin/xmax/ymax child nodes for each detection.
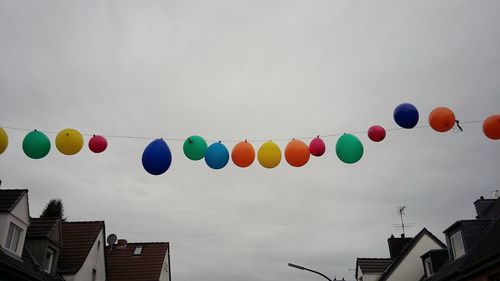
<box><xmin>58</xmin><ymin>221</ymin><xmax>104</xmax><ymax>274</ymax></box>
<box><xmin>106</xmin><ymin>242</ymin><xmax>169</xmax><ymax>281</ymax></box>
<box><xmin>0</xmin><ymin>189</ymin><xmax>27</xmax><ymax>212</ymax></box>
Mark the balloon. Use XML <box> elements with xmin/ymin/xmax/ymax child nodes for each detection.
<box><xmin>257</xmin><ymin>141</ymin><xmax>281</xmax><ymax>169</ymax></box>
<box><xmin>23</xmin><ymin>130</ymin><xmax>51</xmax><ymax>159</ymax></box>
<box><xmin>285</xmin><ymin>139</ymin><xmax>310</xmax><ymax>167</ymax></box>
<box><xmin>368</xmin><ymin>125</ymin><xmax>386</xmax><ymax>142</ymax></box>
<box><xmin>483</xmin><ymin>114</ymin><xmax>500</xmax><ymax>140</ymax></box>
<box><xmin>336</xmin><ymin>134</ymin><xmax>363</xmax><ymax>164</ymax></box>
<box><xmin>55</xmin><ymin>128</ymin><xmax>84</xmax><ymax>155</ymax></box>
<box><xmin>205</xmin><ymin>142</ymin><xmax>229</xmax><ymax>169</ymax></box>
<box><xmin>0</xmin><ymin>127</ymin><xmax>8</xmax><ymax>154</ymax></box>
<box><xmin>309</xmin><ymin>136</ymin><xmax>326</xmax><ymax>157</ymax></box>
<box><xmin>183</xmin><ymin>135</ymin><xmax>208</xmax><ymax>160</ymax></box>
<box><xmin>142</xmin><ymin>139</ymin><xmax>172</xmax><ymax>175</ymax></box>
<box><xmin>428</xmin><ymin>107</ymin><xmax>456</xmax><ymax>132</ymax></box>
<box><xmin>231</xmin><ymin>140</ymin><xmax>255</xmax><ymax>168</ymax></box>
<box><xmin>394</xmin><ymin>103</ymin><xmax>419</xmax><ymax>129</ymax></box>
<box><xmin>88</xmin><ymin>135</ymin><xmax>108</xmax><ymax>153</ymax></box>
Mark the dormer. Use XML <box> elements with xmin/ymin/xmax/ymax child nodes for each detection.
<box><xmin>0</xmin><ymin>189</ymin><xmax>30</xmax><ymax>257</ymax></box>
<box><xmin>420</xmin><ymin>249</ymin><xmax>448</xmax><ymax>278</ymax></box>
<box><xmin>25</xmin><ymin>217</ymin><xmax>63</xmax><ymax>276</ymax></box>
<box><xmin>443</xmin><ymin>219</ymin><xmax>491</xmax><ymax>261</ymax></box>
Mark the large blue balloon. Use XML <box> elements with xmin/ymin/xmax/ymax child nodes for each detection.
<box><xmin>205</xmin><ymin>142</ymin><xmax>229</xmax><ymax>169</ymax></box>
<box><xmin>394</xmin><ymin>103</ymin><xmax>419</xmax><ymax>129</ymax></box>
<box><xmin>142</xmin><ymin>139</ymin><xmax>172</xmax><ymax>175</ymax></box>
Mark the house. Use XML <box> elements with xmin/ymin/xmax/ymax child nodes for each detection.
<box><xmin>1</xmin><ymin>186</ymin><xmax>172</xmax><ymax>281</ymax></box>
<box><xmin>106</xmin><ymin>238</ymin><xmax>171</xmax><ymax>281</ymax></box>
<box><xmin>355</xmin><ymin>228</ymin><xmax>446</xmax><ymax>281</ymax></box>
<box><xmin>0</xmin><ymin>189</ymin><xmax>61</xmax><ymax>281</ymax></box>
<box><xmin>421</xmin><ymin>195</ymin><xmax>500</xmax><ymax>281</ymax></box>
<box><xmin>57</xmin><ymin>221</ymin><xmax>107</xmax><ymax>281</ymax></box>
<box><xmin>355</xmin><ymin>258</ymin><xmax>392</xmax><ymax>281</ymax></box>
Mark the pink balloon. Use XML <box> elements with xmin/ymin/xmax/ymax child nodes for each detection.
<box><xmin>368</xmin><ymin>125</ymin><xmax>386</xmax><ymax>142</ymax></box>
<box><xmin>89</xmin><ymin>135</ymin><xmax>108</xmax><ymax>153</ymax></box>
<box><xmin>309</xmin><ymin>136</ymin><xmax>326</xmax><ymax>157</ymax></box>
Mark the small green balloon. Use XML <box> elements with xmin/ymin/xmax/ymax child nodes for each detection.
<box><xmin>23</xmin><ymin>130</ymin><xmax>51</xmax><ymax>159</ymax></box>
<box><xmin>183</xmin><ymin>135</ymin><xmax>208</xmax><ymax>160</ymax></box>
<box><xmin>336</xmin><ymin>134</ymin><xmax>363</xmax><ymax>164</ymax></box>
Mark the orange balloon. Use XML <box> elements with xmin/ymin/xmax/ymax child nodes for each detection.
<box><xmin>483</xmin><ymin>114</ymin><xmax>500</xmax><ymax>140</ymax></box>
<box><xmin>231</xmin><ymin>141</ymin><xmax>255</xmax><ymax>168</ymax></box>
<box><xmin>285</xmin><ymin>139</ymin><xmax>310</xmax><ymax>167</ymax></box>
<box><xmin>428</xmin><ymin>107</ymin><xmax>456</xmax><ymax>132</ymax></box>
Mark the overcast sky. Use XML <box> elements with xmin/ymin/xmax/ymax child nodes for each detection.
<box><xmin>1</xmin><ymin>1</ymin><xmax>500</xmax><ymax>280</ymax></box>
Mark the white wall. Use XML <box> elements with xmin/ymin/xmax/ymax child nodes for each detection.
<box><xmin>63</xmin><ymin>228</ymin><xmax>106</xmax><ymax>281</ymax></box>
<box><xmin>385</xmin><ymin>234</ymin><xmax>444</xmax><ymax>281</ymax></box>
<box><xmin>159</xmin><ymin>248</ymin><xmax>171</xmax><ymax>281</ymax></box>
<box><xmin>0</xmin><ymin>193</ymin><xmax>30</xmax><ymax>257</ymax></box>
<box><xmin>356</xmin><ymin>267</ymin><xmax>383</xmax><ymax>281</ymax></box>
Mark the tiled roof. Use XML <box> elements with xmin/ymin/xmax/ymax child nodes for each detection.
<box><xmin>357</xmin><ymin>258</ymin><xmax>392</xmax><ymax>273</ymax></box>
<box><xmin>106</xmin><ymin>242</ymin><xmax>169</xmax><ymax>281</ymax></box>
<box><xmin>0</xmin><ymin>247</ymin><xmax>62</xmax><ymax>281</ymax></box>
<box><xmin>58</xmin><ymin>221</ymin><xmax>104</xmax><ymax>274</ymax></box>
<box><xmin>0</xmin><ymin>189</ymin><xmax>27</xmax><ymax>212</ymax></box>
<box><xmin>26</xmin><ymin>218</ymin><xmax>59</xmax><ymax>239</ymax></box>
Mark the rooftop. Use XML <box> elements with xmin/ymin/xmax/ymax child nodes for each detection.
<box><xmin>0</xmin><ymin>189</ymin><xmax>27</xmax><ymax>212</ymax></box>
<box><xmin>357</xmin><ymin>258</ymin><xmax>393</xmax><ymax>274</ymax></box>
<box><xmin>58</xmin><ymin>221</ymin><xmax>104</xmax><ymax>274</ymax></box>
<box><xmin>106</xmin><ymin>242</ymin><xmax>169</xmax><ymax>281</ymax></box>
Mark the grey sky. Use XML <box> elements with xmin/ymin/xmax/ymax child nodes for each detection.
<box><xmin>1</xmin><ymin>1</ymin><xmax>500</xmax><ymax>280</ymax></box>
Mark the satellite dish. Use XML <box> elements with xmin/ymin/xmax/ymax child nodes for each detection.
<box><xmin>107</xmin><ymin>234</ymin><xmax>117</xmax><ymax>245</ymax></box>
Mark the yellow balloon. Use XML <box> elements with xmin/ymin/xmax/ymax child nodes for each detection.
<box><xmin>55</xmin><ymin>128</ymin><xmax>84</xmax><ymax>155</ymax></box>
<box><xmin>257</xmin><ymin>141</ymin><xmax>282</xmax><ymax>168</ymax></box>
<box><xmin>0</xmin><ymin>127</ymin><xmax>8</xmax><ymax>154</ymax></box>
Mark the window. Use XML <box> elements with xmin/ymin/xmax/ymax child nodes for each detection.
<box><xmin>450</xmin><ymin>231</ymin><xmax>465</xmax><ymax>259</ymax></box>
<box><xmin>97</xmin><ymin>240</ymin><xmax>101</xmax><ymax>250</ymax></box>
<box><xmin>5</xmin><ymin>223</ymin><xmax>22</xmax><ymax>252</ymax></box>
<box><xmin>424</xmin><ymin>258</ymin><xmax>433</xmax><ymax>277</ymax></box>
<box><xmin>42</xmin><ymin>248</ymin><xmax>55</xmax><ymax>273</ymax></box>
<box><xmin>92</xmin><ymin>269</ymin><xmax>97</xmax><ymax>281</ymax></box>
<box><xmin>133</xmin><ymin>245</ymin><xmax>143</xmax><ymax>255</ymax></box>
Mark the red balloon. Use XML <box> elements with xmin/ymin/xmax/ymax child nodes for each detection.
<box><xmin>89</xmin><ymin>135</ymin><xmax>108</xmax><ymax>153</ymax></box>
<box><xmin>368</xmin><ymin>125</ymin><xmax>386</xmax><ymax>142</ymax></box>
<box><xmin>309</xmin><ymin>137</ymin><xmax>326</xmax><ymax>157</ymax></box>
<box><xmin>483</xmin><ymin>114</ymin><xmax>500</xmax><ymax>140</ymax></box>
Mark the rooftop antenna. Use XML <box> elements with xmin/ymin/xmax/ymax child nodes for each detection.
<box><xmin>392</xmin><ymin>206</ymin><xmax>414</xmax><ymax>237</ymax></box>
<box><xmin>107</xmin><ymin>233</ymin><xmax>117</xmax><ymax>251</ymax></box>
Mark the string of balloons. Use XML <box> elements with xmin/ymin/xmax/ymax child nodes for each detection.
<box><xmin>0</xmin><ymin>103</ymin><xmax>499</xmax><ymax>175</ymax></box>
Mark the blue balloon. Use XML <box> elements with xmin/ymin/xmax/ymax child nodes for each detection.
<box><xmin>205</xmin><ymin>142</ymin><xmax>229</xmax><ymax>169</ymax></box>
<box><xmin>394</xmin><ymin>103</ymin><xmax>419</xmax><ymax>129</ymax></box>
<box><xmin>142</xmin><ymin>139</ymin><xmax>172</xmax><ymax>175</ymax></box>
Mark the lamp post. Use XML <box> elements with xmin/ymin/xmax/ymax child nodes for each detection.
<box><xmin>288</xmin><ymin>262</ymin><xmax>333</xmax><ymax>281</ymax></box>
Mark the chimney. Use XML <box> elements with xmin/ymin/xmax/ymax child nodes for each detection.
<box><xmin>474</xmin><ymin>196</ymin><xmax>496</xmax><ymax>219</ymax></box>
<box><xmin>116</xmin><ymin>239</ymin><xmax>127</xmax><ymax>249</ymax></box>
<box><xmin>387</xmin><ymin>234</ymin><xmax>412</xmax><ymax>259</ymax></box>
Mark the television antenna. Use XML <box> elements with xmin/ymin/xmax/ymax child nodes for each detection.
<box><xmin>392</xmin><ymin>206</ymin><xmax>414</xmax><ymax>236</ymax></box>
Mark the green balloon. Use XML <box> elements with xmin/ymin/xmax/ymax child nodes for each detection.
<box><xmin>183</xmin><ymin>135</ymin><xmax>208</xmax><ymax>160</ymax></box>
<box><xmin>336</xmin><ymin>134</ymin><xmax>363</xmax><ymax>164</ymax></box>
<box><xmin>23</xmin><ymin>130</ymin><xmax>51</xmax><ymax>159</ymax></box>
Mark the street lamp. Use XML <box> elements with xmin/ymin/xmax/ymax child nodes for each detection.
<box><xmin>288</xmin><ymin>262</ymin><xmax>334</xmax><ymax>281</ymax></box>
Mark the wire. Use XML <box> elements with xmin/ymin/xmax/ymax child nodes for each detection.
<box><xmin>1</xmin><ymin>120</ymin><xmax>484</xmax><ymax>143</ymax></box>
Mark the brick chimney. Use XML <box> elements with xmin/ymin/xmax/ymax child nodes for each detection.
<box><xmin>116</xmin><ymin>239</ymin><xmax>128</xmax><ymax>249</ymax></box>
<box><xmin>474</xmin><ymin>196</ymin><xmax>496</xmax><ymax>219</ymax></box>
<box><xmin>387</xmin><ymin>234</ymin><xmax>412</xmax><ymax>259</ymax></box>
